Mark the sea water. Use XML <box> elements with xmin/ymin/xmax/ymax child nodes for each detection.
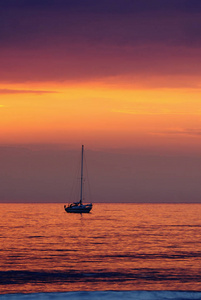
<box><xmin>1</xmin><ymin>203</ymin><xmax>201</xmax><ymax>298</ymax></box>
<box><xmin>1</xmin><ymin>291</ymin><xmax>201</xmax><ymax>300</ymax></box>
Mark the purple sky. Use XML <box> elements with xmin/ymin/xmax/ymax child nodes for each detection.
<box><xmin>0</xmin><ymin>145</ymin><xmax>201</xmax><ymax>203</ymax></box>
<box><xmin>1</xmin><ymin>0</ymin><xmax>201</xmax><ymax>85</ymax></box>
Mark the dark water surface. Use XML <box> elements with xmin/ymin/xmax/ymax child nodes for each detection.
<box><xmin>1</xmin><ymin>203</ymin><xmax>201</xmax><ymax>294</ymax></box>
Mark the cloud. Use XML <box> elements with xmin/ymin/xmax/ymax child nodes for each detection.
<box><xmin>113</xmin><ymin>109</ymin><xmax>201</xmax><ymax>115</ymax></box>
<box><xmin>2</xmin><ymin>0</ymin><xmax>201</xmax><ymax>14</ymax></box>
<box><xmin>1</xmin><ymin>0</ymin><xmax>201</xmax><ymax>84</ymax></box>
<box><xmin>0</xmin><ymin>89</ymin><xmax>58</xmax><ymax>95</ymax></box>
<box><xmin>1</xmin><ymin>0</ymin><xmax>201</xmax><ymax>48</ymax></box>
<box><xmin>152</xmin><ymin>128</ymin><xmax>201</xmax><ymax>136</ymax></box>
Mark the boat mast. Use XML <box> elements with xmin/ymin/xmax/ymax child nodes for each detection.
<box><xmin>80</xmin><ymin>145</ymin><xmax>84</xmax><ymax>205</ymax></box>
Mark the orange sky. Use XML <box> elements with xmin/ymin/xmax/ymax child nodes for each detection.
<box><xmin>1</xmin><ymin>80</ymin><xmax>201</xmax><ymax>154</ymax></box>
<box><xmin>0</xmin><ymin>1</ymin><xmax>201</xmax><ymax>154</ymax></box>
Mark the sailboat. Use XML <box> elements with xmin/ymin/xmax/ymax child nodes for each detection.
<box><xmin>64</xmin><ymin>145</ymin><xmax>93</xmax><ymax>213</ymax></box>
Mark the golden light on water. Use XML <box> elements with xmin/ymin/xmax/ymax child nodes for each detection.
<box><xmin>1</xmin><ymin>203</ymin><xmax>201</xmax><ymax>293</ymax></box>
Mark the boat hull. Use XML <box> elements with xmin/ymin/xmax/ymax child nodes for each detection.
<box><xmin>65</xmin><ymin>204</ymin><xmax>92</xmax><ymax>213</ymax></box>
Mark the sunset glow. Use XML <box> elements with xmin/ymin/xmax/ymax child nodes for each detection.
<box><xmin>1</xmin><ymin>80</ymin><xmax>201</xmax><ymax>152</ymax></box>
<box><xmin>0</xmin><ymin>0</ymin><xmax>201</xmax><ymax>153</ymax></box>
<box><xmin>3</xmin><ymin>3</ymin><xmax>201</xmax><ymax>299</ymax></box>
<box><xmin>1</xmin><ymin>0</ymin><xmax>201</xmax><ymax>203</ymax></box>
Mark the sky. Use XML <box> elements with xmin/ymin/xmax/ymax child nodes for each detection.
<box><xmin>1</xmin><ymin>0</ymin><xmax>201</xmax><ymax>203</ymax></box>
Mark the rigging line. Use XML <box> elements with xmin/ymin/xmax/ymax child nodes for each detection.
<box><xmin>68</xmin><ymin>151</ymin><xmax>81</xmax><ymax>203</ymax></box>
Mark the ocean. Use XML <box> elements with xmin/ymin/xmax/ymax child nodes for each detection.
<box><xmin>1</xmin><ymin>203</ymin><xmax>201</xmax><ymax>299</ymax></box>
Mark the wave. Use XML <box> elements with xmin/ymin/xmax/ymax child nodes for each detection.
<box><xmin>1</xmin><ymin>291</ymin><xmax>201</xmax><ymax>300</ymax></box>
<box><xmin>1</xmin><ymin>269</ymin><xmax>201</xmax><ymax>285</ymax></box>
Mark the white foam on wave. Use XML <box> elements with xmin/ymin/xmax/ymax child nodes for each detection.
<box><xmin>1</xmin><ymin>291</ymin><xmax>201</xmax><ymax>300</ymax></box>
